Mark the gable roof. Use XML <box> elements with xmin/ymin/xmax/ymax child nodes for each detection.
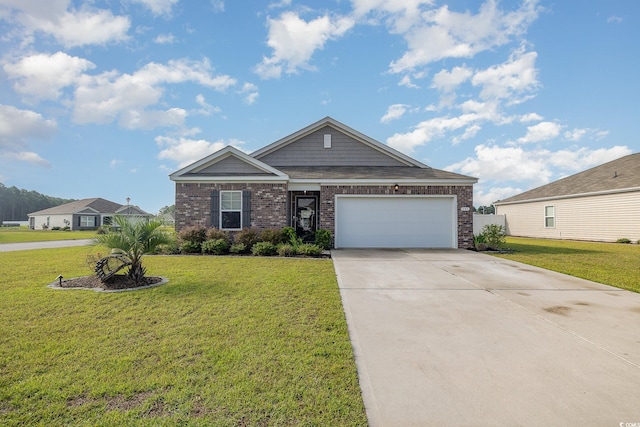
<box><xmin>169</xmin><ymin>145</ymin><xmax>289</xmax><ymax>182</ymax></box>
<box><xmin>495</xmin><ymin>153</ymin><xmax>640</xmax><ymax>205</ymax></box>
<box><xmin>28</xmin><ymin>198</ymin><xmax>124</xmax><ymax>216</ymax></box>
<box><xmin>251</xmin><ymin>116</ymin><xmax>427</xmax><ymax>168</ymax></box>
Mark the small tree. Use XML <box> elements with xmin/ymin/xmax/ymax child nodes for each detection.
<box><xmin>94</xmin><ymin>216</ymin><xmax>174</xmax><ymax>283</ymax></box>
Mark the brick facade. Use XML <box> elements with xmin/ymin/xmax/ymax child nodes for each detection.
<box><xmin>176</xmin><ymin>182</ymin><xmax>474</xmax><ymax>249</ymax></box>
<box><xmin>175</xmin><ymin>183</ymin><xmax>288</xmax><ymax>231</ymax></box>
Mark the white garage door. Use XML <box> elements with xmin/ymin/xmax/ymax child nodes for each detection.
<box><xmin>335</xmin><ymin>196</ymin><xmax>456</xmax><ymax>248</ymax></box>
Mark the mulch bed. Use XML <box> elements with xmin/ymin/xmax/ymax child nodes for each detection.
<box><xmin>56</xmin><ymin>275</ymin><xmax>164</xmax><ymax>291</ymax></box>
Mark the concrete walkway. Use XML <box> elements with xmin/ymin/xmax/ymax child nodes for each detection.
<box><xmin>332</xmin><ymin>249</ymin><xmax>640</xmax><ymax>426</ymax></box>
<box><xmin>0</xmin><ymin>239</ymin><xmax>94</xmax><ymax>252</ymax></box>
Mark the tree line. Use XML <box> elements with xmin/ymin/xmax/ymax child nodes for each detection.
<box><xmin>0</xmin><ymin>183</ymin><xmax>75</xmax><ymax>222</ymax></box>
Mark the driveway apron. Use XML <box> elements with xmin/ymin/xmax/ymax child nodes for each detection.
<box><xmin>332</xmin><ymin>249</ymin><xmax>640</xmax><ymax>426</ymax></box>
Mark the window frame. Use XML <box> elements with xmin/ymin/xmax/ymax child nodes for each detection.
<box><xmin>220</xmin><ymin>190</ymin><xmax>243</xmax><ymax>230</ymax></box>
<box><xmin>80</xmin><ymin>215</ymin><xmax>95</xmax><ymax>228</ymax></box>
<box><xmin>544</xmin><ymin>205</ymin><xmax>555</xmax><ymax>228</ymax></box>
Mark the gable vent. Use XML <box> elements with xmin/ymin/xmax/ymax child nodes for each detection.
<box><xmin>324</xmin><ymin>133</ymin><xmax>332</xmax><ymax>149</ymax></box>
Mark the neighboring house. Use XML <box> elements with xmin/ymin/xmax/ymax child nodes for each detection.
<box><xmin>494</xmin><ymin>153</ymin><xmax>640</xmax><ymax>242</ymax></box>
<box><xmin>28</xmin><ymin>198</ymin><xmax>152</xmax><ymax>230</ymax></box>
<box><xmin>170</xmin><ymin>117</ymin><xmax>477</xmax><ymax>249</ymax></box>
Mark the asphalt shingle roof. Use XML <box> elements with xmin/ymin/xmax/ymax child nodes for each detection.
<box><xmin>496</xmin><ymin>153</ymin><xmax>640</xmax><ymax>204</ymax></box>
<box><xmin>276</xmin><ymin>166</ymin><xmax>474</xmax><ymax>180</ymax></box>
<box><xmin>29</xmin><ymin>198</ymin><xmax>124</xmax><ymax>216</ymax></box>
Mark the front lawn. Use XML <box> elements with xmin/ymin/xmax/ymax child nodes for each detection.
<box><xmin>0</xmin><ymin>247</ymin><xmax>367</xmax><ymax>426</ymax></box>
<box><xmin>490</xmin><ymin>237</ymin><xmax>640</xmax><ymax>293</ymax></box>
<box><xmin>0</xmin><ymin>227</ymin><xmax>97</xmax><ymax>243</ymax></box>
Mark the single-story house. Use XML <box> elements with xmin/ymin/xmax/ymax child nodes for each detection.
<box><xmin>170</xmin><ymin>117</ymin><xmax>477</xmax><ymax>249</ymax></box>
<box><xmin>28</xmin><ymin>198</ymin><xmax>152</xmax><ymax>230</ymax></box>
<box><xmin>494</xmin><ymin>152</ymin><xmax>640</xmax><ymax>242</ymax></box>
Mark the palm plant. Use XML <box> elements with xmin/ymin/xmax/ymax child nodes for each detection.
<box><xmin>93</xmin><ymin>215</ymin><xmax>174</xmax><ymax>283</ymax></box>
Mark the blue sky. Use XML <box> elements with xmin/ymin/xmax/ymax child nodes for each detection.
<box><xmin>0</xmin><ymin>0</ymin><xmax>637</xmax><ymax>214</ymax></box>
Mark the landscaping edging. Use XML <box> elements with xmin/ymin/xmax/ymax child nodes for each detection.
<box><xmin>48</xmin><ymin>276</ymin><xmax>169</xmax><ymax>293</ymax></box>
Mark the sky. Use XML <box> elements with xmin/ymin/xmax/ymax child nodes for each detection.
<box><xmin>0</xmin><ymin>0</ymin><xmax>638</xmax><ymax>214</ymax></box>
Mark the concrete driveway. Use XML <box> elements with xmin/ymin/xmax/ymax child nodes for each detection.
<box><xmin>0</xmin><ymin>239</ymin><xmax>94</xmax><ymax>252</ymax></box>
<box><xmin>332</xmin><ymin>249</ymin><xmax>640</xmax><ymax>426</ymax></box>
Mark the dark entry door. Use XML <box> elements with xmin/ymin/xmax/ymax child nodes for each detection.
<box><xmin>295</xmin><ymin>196</ymin><xmax>317</xmax><ymax>241</ymax></box>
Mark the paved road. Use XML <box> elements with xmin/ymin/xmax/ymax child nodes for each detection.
<box><xmin>332</xmin><ymin>249</ymin><xmax>640</xmax><ymax>427</ymax></box>
<box><xmin>0</xmin><ymin>239</ymin><xmax>94</xmax><ymax>252</ymax></box>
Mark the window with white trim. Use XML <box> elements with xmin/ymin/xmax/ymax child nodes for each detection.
<box><xmin>544</xmin><ymin>205</ymin><xmax>555</xmax><ymax>228</ymax></box>
<box><xmin>220</xmin><ymin>191</ymin><xmax>242</xmax><ymax>229</ymax></box>
<box><xmin>80</xmin><ymin>216</ymin><xmax>95</xmax><ymax>227</ymax></box>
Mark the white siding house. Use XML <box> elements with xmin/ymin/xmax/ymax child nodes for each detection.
<box><xmin>28</xmin><ymin>198</ymin><xmax>152</xmax><ymax>230</ymax></box>
<box><xmin>494</xmin><ymin>153</ymin><xmax>640</xmax><ymax>242</ymax></box>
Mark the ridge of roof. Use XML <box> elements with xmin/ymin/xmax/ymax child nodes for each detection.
<box><xmin>495</xmin><ymin>152</ymin><xmax>640</xmax><ymax>204</ymax></box>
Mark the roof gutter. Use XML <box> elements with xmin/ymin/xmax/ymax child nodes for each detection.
<box><xmin>494</xmin><ymin>186</ymin><xmax>640</xmax><ymax>205</ymax></box>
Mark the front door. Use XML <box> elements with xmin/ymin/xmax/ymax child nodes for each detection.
<box><xmin>295</xmin><ymin>196</ymin><xmax>317</xmax><ymax>242</ymax></box>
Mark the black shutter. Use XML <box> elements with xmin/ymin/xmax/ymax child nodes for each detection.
<box><xmin>77</xmin><ymin>215</ymin><xmax>81</xmax><ymax>227</ymax></box>
<box><xmin>211</xmin><ymin>190</ymin><xmax>220</xmax><ymax>228</ymax></box>
<box><xmin>242</xmin><ymin>190</ymin><xmax>251</xmax><ymax>228</ymax></box>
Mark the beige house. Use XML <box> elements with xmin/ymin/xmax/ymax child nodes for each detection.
<box><xmin>494</xmin><ymin>153</ymin><xmax>640</xmax><ymax>242</ymax></box>
<box><xmin>28</xmin><ymin>198</ymin><xmax>151</xmax><ymax>230</ymax></box>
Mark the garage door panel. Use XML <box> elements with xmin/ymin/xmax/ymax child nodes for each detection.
<box><xmin>336</xmin><ymin>196</ymin><xmax>456</xmax><ymax>248</ymax></box>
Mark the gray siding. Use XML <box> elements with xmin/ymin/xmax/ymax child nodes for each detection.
<box><xmin>194</xmin><ymin>156</ymin><xmax>273</xmax><ymax>176</ymax></box>
<box><xmin>256</xmin><ymin>126</ymin><xmax>406</xmax><ymax>167</ymax></box>
<box><xmin>496</xmin><ymin>191</ymin><xmax>640</xmax><ymax>242</ymax></box>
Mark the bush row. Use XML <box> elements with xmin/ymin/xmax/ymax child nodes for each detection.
<box><xmin>175</xmin><ymin>226</ymin><xmax>331</xmax><ymax>257</ymax></box>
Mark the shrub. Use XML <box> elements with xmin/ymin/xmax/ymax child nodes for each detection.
<box><xmin>281</xmin><ymin>226</ymin><xmax>297</xmax><ymax>244</ymax></box>
<box><xmin>236</xmin><ymin>227</ymin><xmax>259</xmax><ymax>251</ymax></box>
<box><xmin>229</xmin><ymin>243</ymin><xmax>247</xmax><ymax>254</ymax></box>
<box><xmin>482</xmin><ymin>224</ymin><xmax>506</xmax><ymax>250</ymax></box>
<box><xmin>251</xmin><ymin>241</ymin><xmax>277</xmax><ymax>256</ymax></box>
<box><xmin>259</xmin><ymin>228</ymin><xmax>283</xmax><ymax>245</ymax></box>
<box><xmin>154</xmin><ymin>242</ymin><xmax>180</xmax><ymax>255</ymax></box>
<box><xmin>180</xmin><ymin>241</ymin><xmax>201</xmax><ymax>254</ymax></box>
<box><xmin>616</xmin><ymin>238</ymin><xmax>631</xmax><ymax>244</ymax></box>
<box><xmin>474</xmin><ymin>233</ymin><xmax>488</xmax><ymax>251</ymax></box>
<box><xmin>62</xmin><ymin>226</ymin><xmax>70</xmax><ymax>231</ymax></box>
<box><xmin>315</xmin><ymin>229</ymin><xmax>332</xmax><ymax>250</ymax></box>
<box><xmin>206</xmin><ymin>227</ymin><xmax>230</xmax><ymax>243</ymax></box>
<box><xmin>202</xmin><ymin>238</ymin><xmax>230</xmax><ymax>255</ymax></box>
<box><xmin>51</xmin><ymin>226</ymin><xmax>61</xmax><ymax>231</ymax></box>
<box><xmin>178</xmin><ymin>225</ymin><xmax>207</xmax><ymax>245</ymax></box>
<box><xmin>277</xmin><ymin>243</ymin><xmax>297</xmax><ymax>257</ymax></box>
<box><xmin>297</xmin><ymin>243</ymin><xmax>323</xmax><ymax>257</ymax></box>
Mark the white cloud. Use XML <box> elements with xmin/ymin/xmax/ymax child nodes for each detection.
<box><xmin>387</xmin><ymin>0</ymin><xmax>540</xmax><ymax>73</ymax></box>
<box><xmin>130</xmin><ymin>0</ymin><xmax>179</xmax><ymax>16</ymax></box>
<box><xmin>431</xmin><ymin>65</ymin><xmax>473</xmax><ymax>92</ymax></box>
<box><xmin>3</xmin><ymin>51</ymin><xmax>95</xmax><ymax>100</ymax></box>
<box><xmin>1</xmin><ymin>2</ymin><xmax>130</xmax><ymax>48</ymax></box>
<box><xmin>156</xmin><ymin>132</ymin><xmax>246</xmax><ymax>167</ymax></box>
<box><xmin>519</xmin><ymin>112</ymin><xmax>543</xmax><ymax>122</ymax></box>
<box><xmin>4</xmin><ymin>151</ymin><xmax>50</xmax><ymax>167</ymax></box>
<box><xmin>516</xmin><ymin>121</ymin><xmax>561</xmax><ymax>144</ymax></box>
<box><xmin>193</xmin><ymin>94</ymin><xmax>220</xmax><ymax>116</ymax></box>
<box><xmin>154</xmin><ymin>33</ymin><xmax>176</xmax><ymax>44</ymax></box>
<box><xmin>240</xmin><ymin>82</ymin><xmax>259</xmax><ymax>105</ymax></box>
<box><xmin>446</xmin><ymin>144</ymin><xmax>633</xmax><ymax>205</ymax></box>
<box><xmin>398</xmin><ymin>74</ymin><xmax>419</xmax><ymax>88</ymax></box>
<box><xmin>0</xmin><ymin>104</ymin><xmax>57</xmax><ymax>149</ymax></box>
<box><xmin>471</xmin><ymin>50</ymin><xmax>539</xmax><ymax>102</ymax></box>
<box><xmin>381</xmin><ymin>104</ymin><xmax>408</xmax><ymax>123</ymax></box>
<box><xmin>255</xmin><ymin>11</ymin><xmax>355</xmax><ymax>79</ymax></box>
<box><xmin>73</xmin><ymin>58</ymin><xmax>237</xmax><ymax>128</ymax></box>
<box><xmin>607</xmin><ymin>16</ymin><xmax>623</xmax><ymax>24</ymax></box>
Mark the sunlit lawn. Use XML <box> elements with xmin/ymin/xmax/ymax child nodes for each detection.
<box><xmin>0</xmin><ymin>227</ymin><xmax>97</xmax><ymax>243</ymax></box>
<box><xmin>0</xmin><ymin>246</ymin><xmax>367</xmax><ymax>426</ymax></box>
<box><xmin>491</xmin><ymin>237</ymin><xmax>640</xmax><ymax>293</ymax></box>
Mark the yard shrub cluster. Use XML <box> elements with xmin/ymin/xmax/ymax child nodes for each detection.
<box><xmin>177</xmin><ymin>225</ymin><xmax>332</xmax><ymax>257</ymax></box>
<box><xmin>474</xmin><ymin>224</ymin><xmax>506</xmax><ymax>251</ymax></box>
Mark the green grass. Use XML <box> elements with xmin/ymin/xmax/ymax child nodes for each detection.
<box><xmin>0</xmin><ymin>247</ymin><xmax>367</xmax><ymax>426</ymax></box>
<box><xmin>0</xmin><ymin>227</ymin><xmax>97</xmax><ymax>243</ymax></box>
<box><xmin>490</xmin><ymin>237</ymin><xmax>640</xmax><ymax>293</ymax></box>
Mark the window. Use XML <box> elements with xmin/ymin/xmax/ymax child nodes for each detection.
<box><xmin>220</xmin><ymin>191</ymin><xmax>242</xmax><ymax>229</ymax></box>
<box><xmin>103</xmin><ymin>216</ymin><xmax>112</xmax><ymax>225</ymax></box>
<box><xmin>80</xmin><ymin>216</ymin><xmax>95</xmax><ymax>227</ymax></box>
<box><xmin>544</xmin><ymin>205</ymin><xmax>555</xmax><ymax>228</ymax></box>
